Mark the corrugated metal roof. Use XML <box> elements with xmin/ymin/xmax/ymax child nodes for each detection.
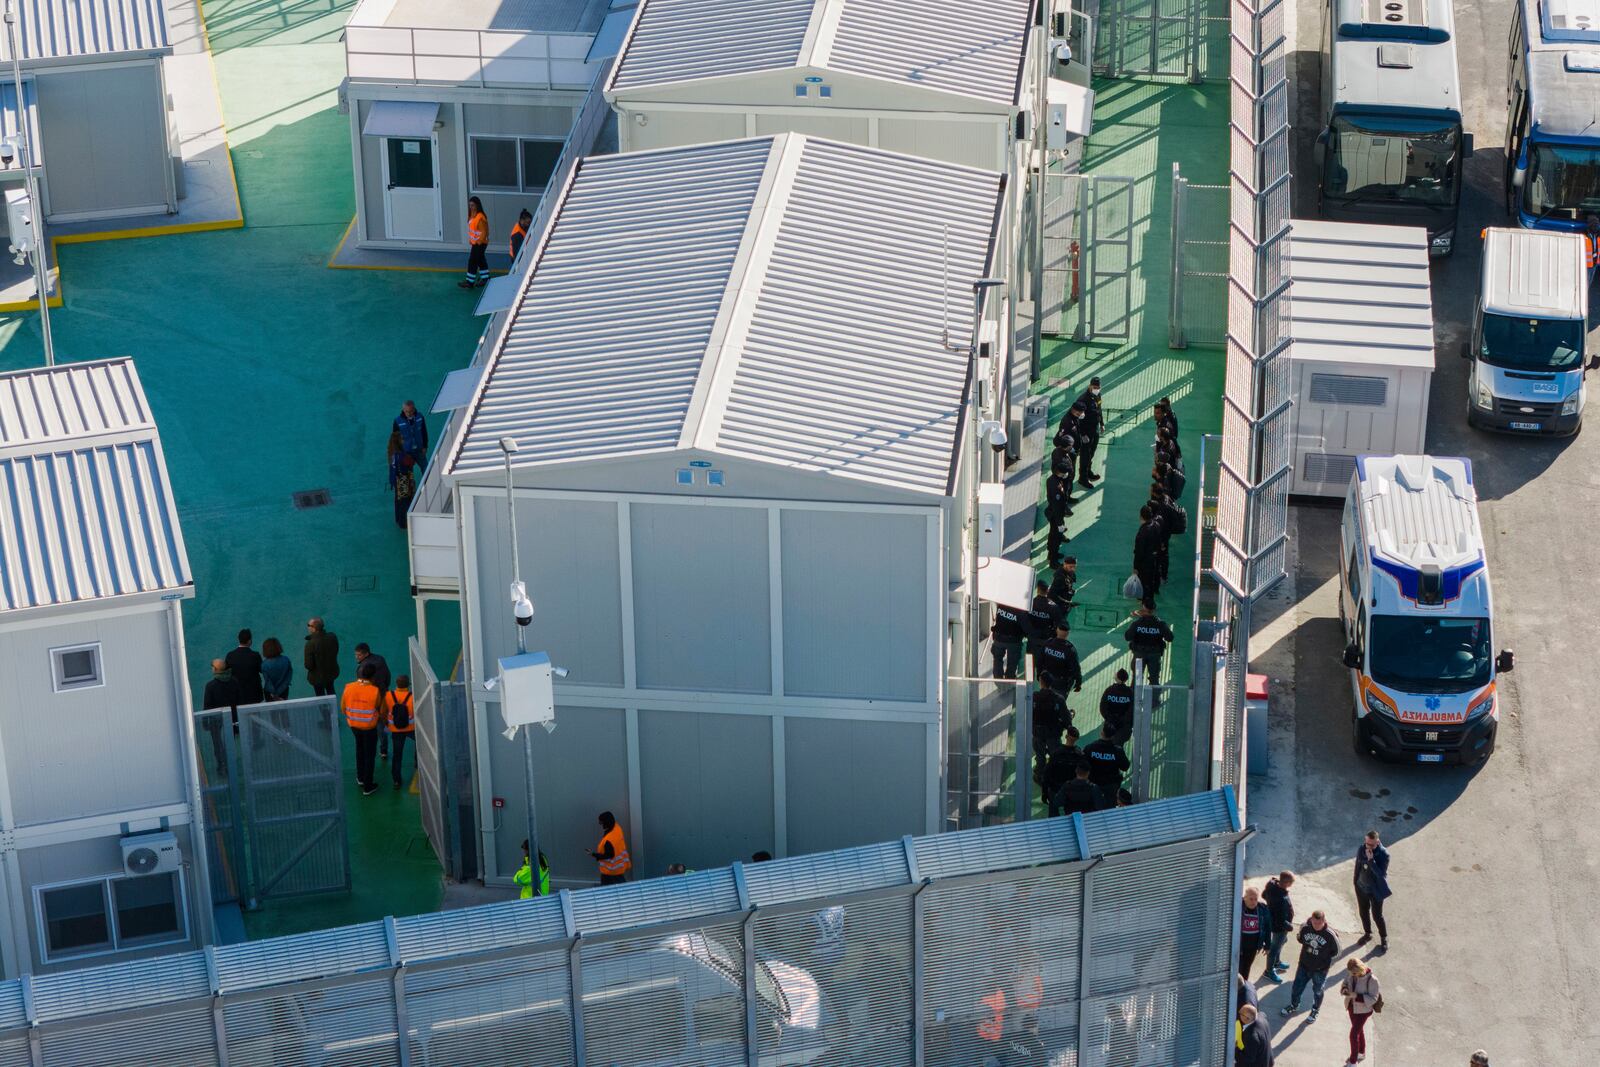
<box><xmin>2</xmin><ymin>0</ymin><xmax>171</xmax><ymax>62</ymax></box>
<box><xmin>1080</xmin><ymin>789</ymin><xmax>1238</xmax><ymax>855</ymax></box>
<box><xmin>450</xmin><ymin>138</ymin><xmax>774</xmax><ymax>476</ymax></box>
<box><xmin>708</xmin><ymin>139</ymin><xmax>997</xmax><ymax>493</ymax></box>
<box><xmin>609</xmin><ymin>0</ymin><xmax>811</xmax><ymax>90</ymax></box>
<box><xmin>609</xmin><ymin>0</ymin><xmax>1031</xmax><ymax>105</ymax></box>
<box><xmin>1355</xmin><ymin>454</ymin><xmax>1482</xmax><ymax>573</ymax></box>
<box><xmin>824</xmin><ymin>0</ymin><xmax>1032</xmax><ymax>106</ymax></box>
<box><xmin>0</xmin><ymin>358</ymin><xmax>191</xmax><ymax>613</ymax></box>
<box><xmin>448</xmin><ymin>134</ymin><xmax>1003</xmax><ymax>497</ymax></box>
<box><xmin>1288</xmin><ymin>219</ymin><xmax>1435</xmax><ymax>370</ymax></box>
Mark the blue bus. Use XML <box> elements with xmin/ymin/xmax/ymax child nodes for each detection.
<box><xmin>1506</xmin><ymin>0</ymin><xmax>1600</xmax><ymax>231</ymax></box>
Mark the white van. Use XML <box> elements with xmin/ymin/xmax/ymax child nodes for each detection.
<box><xmin>1463</xmin><ymin>227</ymin><xmax>1590</xmax><ymax>435</ymax></box>
<box><xmin>1339</xmin><ymin>455</ymin><xmax>1514</xmax><ymax>764</ymax></box>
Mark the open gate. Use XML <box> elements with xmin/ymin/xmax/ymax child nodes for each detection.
<box><xmin>410</xmin><ymin>636</ymin><xmax>477</xmax><ymax>881</ymax></box>
<box><xmin>1042</xmin><ymin>170</ymin><xmax>1136</xmax><ymax>342</ymax></box>
<box><xmin>1168</xmin><ymin>163</ymin><xmax>1231</xmax><ymax>348</ymax></box>
<box><xmin>1092</xmin><ymin>0</ymin><xmax>1230</xmax><ymax>81</ymax></box>
<box><xmin>197</xmin><ymin>696</ymin><xmax>350</xmax><ymax>907</ymax></box>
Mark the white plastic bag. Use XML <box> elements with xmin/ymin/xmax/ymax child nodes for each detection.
<box><xmin>1123</xmin><ymin>572</ymin><xmax>1144</xmax><ymax>600</ymax></box>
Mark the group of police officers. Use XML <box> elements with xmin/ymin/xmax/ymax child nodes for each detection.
<box><xmin>988</xmin><ymin>383</ymin><xmax>1184</xmax><ymax>816</ymax></box>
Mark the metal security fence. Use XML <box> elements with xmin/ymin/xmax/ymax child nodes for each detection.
<box><xmin>1041</xmin><ymin>169</ymin><xmax>1135</xmax><ymax>343</ymax></box>
<box><xmin>1169</xmin><ymin>164</ymin><xmax>1231</xmax><ymax>349</ymax></box>
<box><xmin>1092</xmin><ymin>0</ymin><xmax>1231</xmax><ymax>81</ymax></box>
<box><xmin>195</xmin><ymin>696</ymin><xmax>350</xmax><ymax>908</ymax></box>
<box><xmin>0</xmin><ymin>791</ymin><xmax>1247</xmax><ymax>1067</ymax></box>
<box><xmin>409</xmin><ymin>638</ymin><xmax>476</xmax><ymax>881</ymax></box>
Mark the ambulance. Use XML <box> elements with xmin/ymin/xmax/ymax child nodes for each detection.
<box><xmin>1339</xmin><ymin>455</ymin><xmax>1514</xmax><ymax>763</ymax></box>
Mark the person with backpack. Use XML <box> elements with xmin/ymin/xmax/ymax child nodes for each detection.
<box><xmin>385</xmin><ymin>674</ymin><xmax>416</xmax><ymax>789</ymax></box>
<box><xmin>1341</xmin><ymin>957</ymin><xmax>1382</xmax><ymax>1065</ymax></box>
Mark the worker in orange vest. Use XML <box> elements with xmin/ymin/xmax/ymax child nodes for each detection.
<box><xmin>590</xmin><ymin>811</ymin><xmax>631</xmax><ymax>885</ymax></box>
<box><xmin>509</xmin><ymin>208</ymin><xmax>532</xmax><ymax>260</ymax></box>
<box><xmin>384</xmin><ymin>674</ymin><xmax>415</xmax><ymax>790</ymax></box>
<box><xmin>1586</xmin><ymin>215</ymin><xmax>1600</xmax><ymax>279</ymax></box>
<box><xmin>340</xmin><ymin>661</ymin><xmax>384</xmax><ymax>795</ymax></box>
<box><xmin>459</xmin><ymin>196</ymin><xmax>490</xmax><ymax>289</ymax></box>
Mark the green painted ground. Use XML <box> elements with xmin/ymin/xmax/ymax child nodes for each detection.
<box><xmin>1031</xmin><ymin>78</ymin><xmax>1229</xmax><ymax>800</ymax></box>
<box><xmin>0</xmin><ymin>0</ymin><xmax>483</xmax><ymax>936</ymax></box>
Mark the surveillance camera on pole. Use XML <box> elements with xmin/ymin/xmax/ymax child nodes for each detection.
<box><xmin>980</xmin><ymin>419</ymin><xmax>1008</xmax><ymax>454</ymax></box>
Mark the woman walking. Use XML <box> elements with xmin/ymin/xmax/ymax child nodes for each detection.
<box><xmin>1341</xmin><ymin>957</ymin><xmax>1381</xmax><ymax>1064</ymax></box>
<box><xmin>459</xmin><ymin>196</ymin><xmax>490</xmax><ymax>288</ymax></box>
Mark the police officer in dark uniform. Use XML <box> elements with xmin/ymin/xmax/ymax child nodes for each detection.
<box><xmin>1027</xmin><ymin>580</ymin><xmax>1060</xmax><ymax>643</ymax></box>
<box><xmin>1084</xmin><ymin>735</ymin><xmax>1131</xmax><ymax>800</ymax></box>
<box><xmin>1051</xmin><ymin>762</ymin><xmax>1105</xmax><ymax>816</ymax></box>
<box><xmin>1124</xmin><ymin>599</ymin><xmax>1174</xmax><ymax>685</ymax></box>
<box><xmin>1038</xmin><ymin>621</ymin><xmax>1083</xmax><ymax>695</ymax></box>
<box><xmin>1045</xmin><ymin>469</ymin><xmax>1073</xmax><ymax>567</ymax></box>
<box><xmin>1133</xmin><ymin>505</ymin><xmax>1164</xmax><ymax>600</ymax></box>
<box><xmin>1154</xmin><ymin>396</ymin><xmax>1178</xmax><ymax>439</ymax></box>
<box><xmin>1032</xmin><ymin>675</ymin><xmax>1070</xmax><ymax>778</ymax></box>
<box><xmin>1149</xmin><ymin>486</ymin><xmax>1181</xmax><ymax>582</ymax></box>
<box><xmin>1038</xmin><ymin>723</ymin><xmax>1081</xmax><ymax>799</ymax></box>
<box><xmin>1100</xmin><ymin>669</ymin><xmax>1135</xmax><ymax>745</ymax></box>
<box><xmin>1048</xmin><ymin>556</ymin><xmax>1077</xmax><ymax>614</ymax></box>
<box><xmin>1075</xmin><ymin>377</ymin><xmax>1105</xmax><ymax>488</ymax></box>
<box><xmin>991</xmin><ymin>599</ymin><xmax>1027</xmax><ymax>679</ymax></box>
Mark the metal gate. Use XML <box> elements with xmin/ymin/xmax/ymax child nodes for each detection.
<box><xmin>1092</xmin><ymin>0</ymin><xmax>1230</xmax><ymax>81</ymax></box>
<box><xmin>196</xmin><ymin>696</ymin><xmax>350</xmax><ymax>907</ymax></box>
<box><xmin>1168</xmin><ymin>163</ymin><xmax>1230</xmax><ymax>348</ymax></box>
<box><xmin>1130</xmin><ymin>664</ymin><xmax>1195</xmax><ymax>802</ymax></box>
<box><xmin>410</xmin><ymin>636</ymin><xmax>477</xmax><ymax>881</ymax></box>
<box><xmin>1042</xmin><ymin>170</ymin><xmax>1135</xmax><ymax>342</ymax></box>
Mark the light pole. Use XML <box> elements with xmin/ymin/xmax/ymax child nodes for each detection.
<box><xmin>499</xmin><ymin>436</ymin><xmax>545</xmax><ymax>894</ymax></box>
<box><xmin>4</xmin><ymin>0</ymin><xmax>53</xmax><ymax>366</ymax></box>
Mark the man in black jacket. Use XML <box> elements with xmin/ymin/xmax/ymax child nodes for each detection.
<box><xmin>1045</xmin><ymin>471</ymin><xmax>1073</xmax><ymax>567</ymax></box>
<box><xmin>1075</xmin><ymin>377</ymin><xmax>1105</xmax><ymax>487</ymax></box>
<box><xmin>1083</xmin><ymin>735</ymin><xmax>1130</xmax><ymax>799</ymax></box>
<box><xmin>224</xmin><ymin>630</ymin><xmax>263</xmax><ymax>708</ymax></box>
<box><xmin>355</xmin><ymin>643</ymin><xmax>393</xmax><ymax>756</ymax></box>
<box><xmin>1099</xmin><ymin>669</ymin><xmax>1134</xmax><ymax>745</ymax></box>
<box><xmin>1262</xmin><ymin>871</ymin><xmax>1296</xmax><ymax>983</ymax></box>
<box><xmin>1237</xmin><ymin>1005</ymin><xmax>1274</xmax><ymax>1067</ymax></box>
<box><xmin>1050</xmin><ymin>763</ymin><xmax>1104</xmax><ymax>816</ymax></box>
<box><xmin>1038</xmin><ymin>622</ymin><xmax>1083</xmax><ymax>694</ymax></box>
<box><xmin>1133</xmin><ymin>506</ymin><xmax>1164</xmax><ymax>600</ymax></box>
<box><xmin>1124</xmin><ymin>600</ymin><xmax>1174</xmax><ymax>685</ymax></box>
<box><xmin>1026</xmin><ymin>581</ymin><xmax>1060</xmax><ymax>655</ymax></box>
<box><xmin>991</xmin><ymin>600</ymin><xmax>1027</xmax><ymax>679</ymax></box>
<box><xmin>1032</xmin><ymin>676</ymin><xmax>1070</xmax><ymax>777</ymax></box>
<box><xmin>1282</xmin><ymin>911</ymin><xmax>1341</xmax><ymax>1021</ymax></box>
<box><xmin>1048</xmin><ymin>557</ymin><xmax>1078</xmax><ymax>612</ymax></box>
<box><xmin>200</xmin><ymin>659</ymin><xmax>239</xmax><ymax>774</ymax></box>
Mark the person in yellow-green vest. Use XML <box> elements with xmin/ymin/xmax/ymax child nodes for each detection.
<box><xmin>515</xmin><ymin>839</ymin><xmax>550</xmax><ymax>898</ymax></box>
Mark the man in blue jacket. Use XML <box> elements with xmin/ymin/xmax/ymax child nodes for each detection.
<box><xmin>1354</xmin><ymin>830</ymin><xmax>1392</xmax><ymax>949</ymax></box>
<box><xmin>393</xmin><ymin>400</ymin><xmax>428</xmax><ymax>470</ymax></box>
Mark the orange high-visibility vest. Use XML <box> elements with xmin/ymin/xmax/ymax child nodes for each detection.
<box><xmin>341</xmin><ymin>680</ymin><xmax>382</xmax><ymax>729</ymax></box>
<box><xmin>509</xmin><ymin>220</ymin><xmax>528</xmax><ymax>258</ymax></box>
<box><xmin>1587</xmin><ymin>234</ymin><xmax>1599</xmax><ymax>270</ymax></box>
<box><xmin>976</xmin><ymin>988</ymin><xmax>1006</xmax><ymax>1041</ymax></box>
<box><xmin>468</xmin><ymin>211</ymin><xmax>489</xmax><ymax>246</ymax></box>
<box><xmin>597</xmin><ymin>824</ymin><xmax>631</xmax><ymax>877</ymax></box>
<box><xmin>385</xmin><ymin>689</ymin><xmax>415</xmax><ymax>734</ymax></box>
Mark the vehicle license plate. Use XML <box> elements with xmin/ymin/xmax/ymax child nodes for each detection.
<box><xmin>1417</xmin><ymin>753</ymin><xmax>1443</xmax><ymax>763</ymax></box>
<box><xmin>1531</xmin><ymin>382</ymin><xmax>1559</xmax><ymax>395</ymax></box>
<box><xmin>1509</xmin><ymin>421</ymin><xmax>1540</xmax><ymax>431</ymax></box>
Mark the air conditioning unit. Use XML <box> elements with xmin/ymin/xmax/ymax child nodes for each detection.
<box><xmin>121</xmin><ymin>832</ymin><xmax>181</xmax><ymax>877</ymax></box>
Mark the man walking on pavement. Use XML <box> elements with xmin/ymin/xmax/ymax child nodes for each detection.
<box><xmin>305</xmin><ymin>617</ymin><xmax>341</xmax><ymax>697</ymax></box>
<box><xmin>1124</xmin><ymin>599</ymin><xmax>1174</xmax><ymax>685</ymax></box>
<box><xmin>1262</xmin><ymin>870</ymin><xmax>1297</xmax><ymax>983</ymax></box>
<box><xmin>1045</xmin><ymin>468</ymin><xmax>1073</xmax><ymax>567</ymax></box>
<box><xmin>1133</xmin><ymin>506</ymin><xmax>1164</xmax><ymax>600</ymax></box>
<box><xmin>354</xmin><ymin>644</ymin><xmax>391</xmax><ymax>758</ymax></box>
<box><xmin>991</xmin><ymin>598</ymin><xmax>1027</xmax><ymax>680</ymax></box>
<box><xmin>1236</xmin><ymin>1004</ymin><xmax>1274</xmax><ymax>1067</ymax></box>
<box><xmin>393</xmin><ymin>400</ymin><xmax>428</xmax><ymax>470</ymax></box>
<box><xmin>1099</xmin><ymin>669</ymin><xmax>1134</xmax><ymax>745</ymax></box>
<box><xmin>1353</xmin><ymin>830</ymin><xmax>1392</xmax><ymax>950</ymax></box>
<box><xmin>591</xmin><ymin>811</ymin><xmax>631</xmax><ymax>885</ymax></box>
<box><xmin>225</xmin><ymin>630</ymin><xmax>263</xmax><ymax>709</ymax></box>
<box><xmin>1075</xmin><ymin>377</ymin><xmax>1105</xmax><ymax>488</ymax></box>
<box><xmin>1239</xmin><ymin>886</ymin><xmax>1269</xmax><ymax>979</ymax></box>
<box><xmin>1282</xmin><ymin>910</ymin><xmax>1341</xmax><ymax>1022</ymax></box>
<box><xmin>340</xmin><ymin>661</ymin><xmax>385</xmax><ymax>796</ymax></box>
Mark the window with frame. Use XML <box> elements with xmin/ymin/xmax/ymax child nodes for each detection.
<box><xmin>50</xmin><ymin>642</ymin><xmax>102</xmax><ymax>692</ymax></box>
<box><xmin>470</xmin><ymin>135</ymin><xmax>564</xmax><ymax>194</ymax></box>
<box><xmin>38</xmin><ymin>873</ymin><xmax>186</xmax><ymax>962</ymax></box>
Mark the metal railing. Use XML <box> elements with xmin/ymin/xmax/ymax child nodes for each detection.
<box><xmin>0</xmin><ymin>791</ymin><xmax>1245</xmax><ymax>1067</ymax></box>
<box><xmin>344</xmin><ymin>3</ymin><xmax>598</xmax><ymax>91</ymax></box>
<box><xmin>1168</xmin><ymin>163</ymin><xmax>1230</xmax><ymax>349</ymax></box>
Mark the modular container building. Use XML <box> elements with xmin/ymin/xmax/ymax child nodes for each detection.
<box><xmin>0</xmin><ymin>358</ymin><xmax>212</xmax><ymax>976</ymax></box>
<box><xmin>413</xmin><ymin>133</ymin><xmax>1012</xmax><ymax>888</ymax></box>
<box><xmin>0</xmin><ymin>0</ymin><xmax>177</xmax><ymax>225</ymax></box>
<box><xmin>1286</xmin><ymin>219</ymin><xmax>1435</xmax><ymax>496</ymax></box>
<box><xmin>340</xmin><ymin>0</ymin><xmax>632</xmax><ymax>253</ymax></box>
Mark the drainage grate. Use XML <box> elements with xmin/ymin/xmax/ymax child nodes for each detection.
<box><xmin>339</xmin><ymin>575</ymin><xmax>378</xmax><ymax>594</ymax></box>
<box><xmin>293</xmin><ymin>489</ymin><xmax>332</xmax><ymax>510</ymax></box>
<box><xmin>1082</xmin><ymin>605</ymin><xmax>1126</xmax><ymax>631</ymax></box>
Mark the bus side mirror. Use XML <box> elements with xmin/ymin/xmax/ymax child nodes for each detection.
<box><xmin>1496</xmin><ymin>649</ymin><xmax>1515</xmax><ymax>673</ymax></box>
<box><xmin>1342</xmin><ymin>644</ymin><xmax>1362</xmax><ymax>669</ymax></box>
<box><xmin>1461</xmin><ymin>133</ymin><xmax>1475</xmax><ymax>159</ymax></box>
<box><xmin>1316</xmin><ymin>128</ymin><xmax>1330</xmax><ymax>145</ymax></box>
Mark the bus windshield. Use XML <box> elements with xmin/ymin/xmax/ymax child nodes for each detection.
<box><xmin>1479</xmin><ymin>312</ymin><xmax>1585</xmax><ymax>371</ymax></box>
<box><xmin>1324</xmin><ymin>115</ymin><xmax>1460</xmax><ymax>207</ymax></box>
<box><xmin>1525</xmin><ymin>141</ymin><xmax>1600</xmax><ymax>222</ymax></box>
<box><xmin>1369</xmin><ymin>615</ymin><xmax>1491</xmax><ymax>694</ymax></box>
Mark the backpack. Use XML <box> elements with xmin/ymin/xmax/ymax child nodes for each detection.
<box><xmin>1168</xmin><ymin>504</ymin><xmax>1188</xmax><ymax>536</ymax></box>
<box><xmin>390</xmin><ymin>691</ymin><xmax>412</xmax><ymax>730</ymax></box>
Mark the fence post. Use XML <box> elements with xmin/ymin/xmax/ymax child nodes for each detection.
<box><xmin>385</xmin><ymin>916</ymin><xmax>412</xmax><ymax>1067</ymax></box>
<box><xmin>204</xmin><ymin>945</ymin><xmax>230</xmax><ymax>1067</ymax></box>
<box><xmin>1169</xmin><ymin>163</ymin><xmax>1187</xmax><ymax>349</ymax></box>
<box><xmin>732</xmin><ymin>862</ymin><xmax>759</xmax><ymax>1067</ymax></box>
<box><xmin>1013</xmin><ymin>681</ymin><xmax>1033</xmax><ymax>821</ymax></box>
<box><xmin>220</xmin><ymin>719</ymin><xmax>254</xmax><ymax>910</ymax></box>
<box><xmin>904</xmin><ymin>836</ymin><xmax>927</xmax><ymax>1066</ymax></box>
<box><xmin>19</xmin><ymin>973</ymin><xmax>39</xmax><ymax>1067</ymax></box>
<box><xmin>1073</xmin><ymin>180</ymin><xmax>1098</xmax><ymax>342</ymax></box>
<box><xmin>561</xmin><ymin>890</ymin><xmax>586</xmax><ymax>1067</ymax></box>
<box><xmin>1073</xmin><ymin>830</ymin><xmax>1096</xmax><ymax>1063</ymax></box>
<box><xmin>1131</xmin><ymin>658</ymin><xmax>1155</xmax><ymax>801</ymax></box>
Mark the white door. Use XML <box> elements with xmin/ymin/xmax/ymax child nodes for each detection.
<box><xmin>381</xmin><ymin>135</ymin><xmax>441</xmax><ymax>241</ymax></box>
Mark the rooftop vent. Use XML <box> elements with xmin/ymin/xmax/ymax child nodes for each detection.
<box><xmin>1566</xmin><ymin>50</ymin><xmax>1600</xmax><ymax>72</ymax></box>
<box><xmin>1365</xmin><ymin>0</ymin><xmax>1424</xmax><ymax>28</ymax></box>
<box><xmin>1377</xmin><ymin>42</ymin><xmax>1415</xmax><ymax>67</ymax></box>
<box><xmin>1542</xmin><ymin>0</ymin><xmax>1600</xmax><ymax>42</ymax></box>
